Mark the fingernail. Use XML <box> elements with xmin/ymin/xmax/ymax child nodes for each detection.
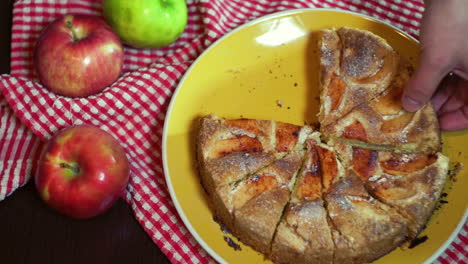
<box><xmin>403</xmin><ymin>96</ymin><xmax>422</xmax><ymax>112</ymax></box>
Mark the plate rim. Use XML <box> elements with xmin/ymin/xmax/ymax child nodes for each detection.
<box><xmin>162</xmin><ymin>7</ymin><xmax>468</xmax><ymax>264</ymax></box>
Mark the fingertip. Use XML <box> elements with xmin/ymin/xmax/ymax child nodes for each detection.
<box><xmin>401</xmin><ymin>71</ymin><xmax>433</xmax><ymax>112</ymax></box>
<box><xmin>402</xmin><ymin>95</ymin><xmax>424</xmax><ymax>112</ymax></box>
<box><xmin>401</xmin><ymin>50</ymin><xmax>453</xmax><ymax>113</ymax></box>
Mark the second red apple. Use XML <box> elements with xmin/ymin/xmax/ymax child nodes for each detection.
<box><xmin>35</xmin><ymin>125</ymin><xmax>130</xmax><ymax>219</ymax></box>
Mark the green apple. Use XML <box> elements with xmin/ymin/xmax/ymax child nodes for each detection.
<box><xmin>102</xmin><ymin>0</ymin><xmax>188</xmax><ymax>49</ymax></box>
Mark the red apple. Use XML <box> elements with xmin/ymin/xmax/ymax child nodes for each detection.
<box><xmin>34</xmin><ymin>14</ymin><xmax>124</xmax><ymax>98</ymax></box>
<box><xmin>35</xmin><ymin>125</ymin><xmax>130</xmax><ymax>219</ymax></box>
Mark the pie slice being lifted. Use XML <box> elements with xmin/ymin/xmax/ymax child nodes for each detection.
<box><xmin>319</xmin><ymin>27</ymin><xmax>399</xmax><ymax>128</ymax></box>
<box><xmin>319</xmin><ymin>27</ymin><xmax>440</xmax><ymax>153</ymax></box>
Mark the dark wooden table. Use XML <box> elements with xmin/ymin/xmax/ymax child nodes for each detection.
<box><xmin>0</xmin><ymin>1</ymin><xmax>171</xmax><ymax>263</ymax></box>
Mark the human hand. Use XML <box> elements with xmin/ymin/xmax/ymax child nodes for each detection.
<box><xmin>401</xmin><ymin>0</ymin><xmax>468</xmax><ymax>130</ymax></box>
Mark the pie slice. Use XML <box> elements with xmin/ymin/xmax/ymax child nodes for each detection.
<box><xmin>198</xmin><ymin>115</ymin><xmax>276</xmax><ymax>192</ymax></box>
<box><xmin>334</xmin><ymin>141</ymin><xmax>449</xmax><ymax>239</ymax></box>
<box><xmin>206</xmin><ymin>151</ymin><xmax>305</xmax><ymax>254</ymax></box>
<box><xmin>319</xmin><ymin>27</ymin><xmax>399</xmax><ymax>127</ymax></box>
<box><xmin>322</xmin><ymin>58</ymin><xmax>441</xmax><ymax>153</ymax></box>
<box><xmin>231</xmin><ymin>150</ymin><xmax>304</xmax><ymax>254</ymax></box>
<box><xmin>270</xmin><ymin>136</ymin><xmax>335</xmax><ymax>264</ymax></box>
<box><xmin>325</xmin><ymin>170</ymin><xmax>410</xmax><ymax>264</ymax></box>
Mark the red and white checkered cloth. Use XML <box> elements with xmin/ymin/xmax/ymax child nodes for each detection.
<box><xmin>0</xmin><ymin>0</ymin><xmax>466</xmax><ymax>263</ymax></box>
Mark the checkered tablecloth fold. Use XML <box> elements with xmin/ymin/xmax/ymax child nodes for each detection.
<box><xmin>0</xmin><ymin>1</ymin><xmax>466</xmax><ymax>263</ymax></box>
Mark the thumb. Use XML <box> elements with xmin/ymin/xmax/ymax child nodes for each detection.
<box><xmin>402</xmin><ymin>51</ymin><xmax>452</xmax><ymax>112</ymax></box>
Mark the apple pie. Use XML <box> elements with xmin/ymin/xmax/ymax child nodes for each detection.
<box><xmin>196</xmin><ymin>27</ymin><xmax>449</xmax><ymax>264</ymax></box>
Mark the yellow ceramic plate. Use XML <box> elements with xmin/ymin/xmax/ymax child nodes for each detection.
<box><xmin>163</xmin><ymin>9</ymin><xmax>468</xmax><ymax>264</ymax></box>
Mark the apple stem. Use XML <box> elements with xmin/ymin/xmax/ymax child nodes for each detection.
<box><xmin>60</xmin><ymin>162</ymin><xmax>80</xmax><ymax>175</ymax></box>
<box><xmin>66</xmin><ymin>20</ymin><xmax>79</xmax><ymax>42</ymax></box>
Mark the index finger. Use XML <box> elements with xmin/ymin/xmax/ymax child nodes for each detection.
<box><xmin>402</xmin><ymin>51</ymin><xmax>452</xmax><ymax>112</ymax></box>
